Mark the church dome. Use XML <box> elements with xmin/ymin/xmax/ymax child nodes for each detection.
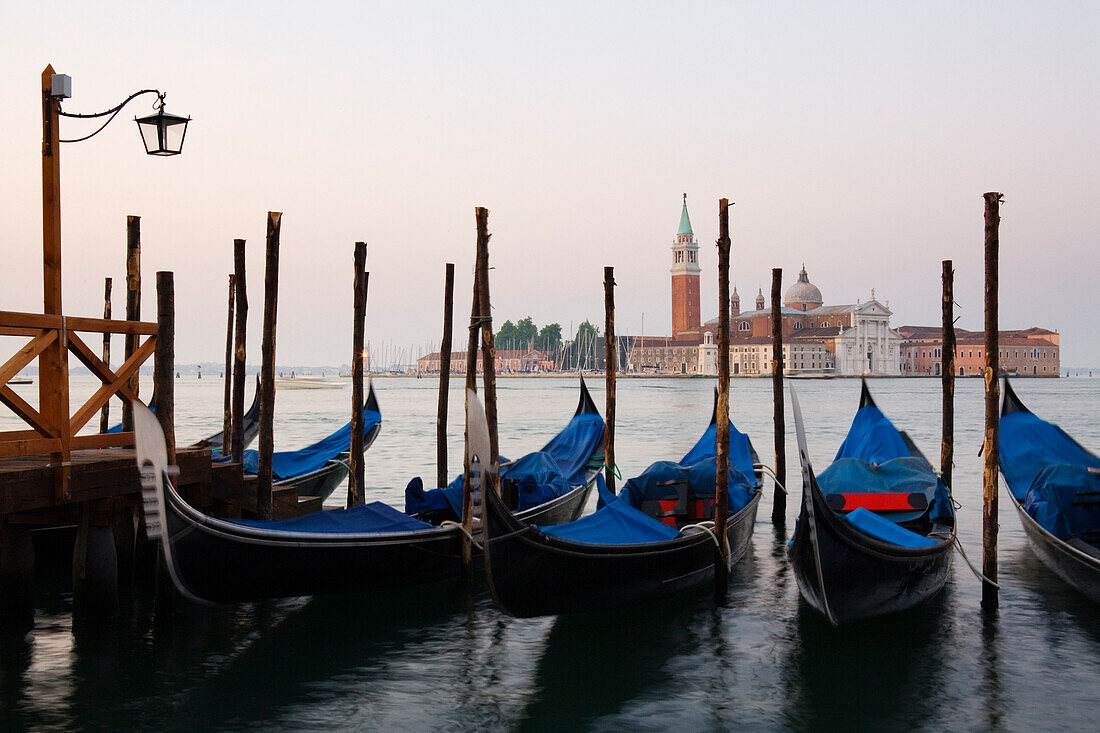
<box><xmin>784</xmin><ymin>265</ymin><xmax>823</xmax><ymax>311</ymax></box>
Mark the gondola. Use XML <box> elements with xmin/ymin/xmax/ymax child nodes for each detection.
<box><xmin>405</xmin><ymin>377</ymin><xmax>606</xmax><ymax>528</ymax></box>
<box><xmin>999</xmin><ymin>379</ymin><xmax>1100</xmax><ymax>603</ymax></box>
<box><xmin>482</xmin><ymin>391</ymin><xmax>763</xmax><ymax>617</ymax></box>
<box><xmin>231</xmin><ymin>382</ymin><xmax>382</xmax><ymax>502</ymax></box>
<box><xmin>787</xmin><ymin>381</ymin><xmax>955</xmax><ymax>626</ymax></box>
<box><xmin>133</xmin><ymin>381</ymin><xmax>604</xmax><ymax>604</ymax></box>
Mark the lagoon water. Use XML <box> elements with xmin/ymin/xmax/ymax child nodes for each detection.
<box><xmin>3</xmin><ymin>375</ymin><xmax>1100</xmax><ymax>730</ymax></box>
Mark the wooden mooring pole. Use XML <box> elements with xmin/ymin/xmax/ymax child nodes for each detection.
<box><xmin>941</xmin><ymin>260</ymin><xmax>955</xmax><ymax>488</ymax></box>
<box><xmin>121</xmin><ymin>216</ymin><xmax>141</xmax><ymax>433</ymax></box>
<box><xmin>475</xmin><ymin>207</ymin><xmax>499</xmax><ymax>468</ymax></box>
<box><xmin>770</xmin><ymin>267</ymin><xmax>786</xmax><ymax>524</ymax></box>
<box><xmin>231</xmin><ymin>239</ymin><xmax>247</xmax><ymax>464</ymax></box>
<box><xmin>603</xmin><ymin>266</ymin><xmax>617</xmax><ymax>493</ymax></box>
<box><xmin>348</xmin><ymin>241</ymin><xmax>368</xmax><ymax>508</ymax></box>
<box><xmin>222</xmin><ymin>275</ymin><xmax>235</xmax><ymax>455</ymax></box>
<box><xmin>99</xmin><ymin>277</ymin><xmax>112</xmax><ymax>433</ymax></box>
<box><xmin>714</xmin><ymin>198</ymin><xmax>732</xmax><ymax>595</ymax></box>
<box><xmin>437</xmin><ymin>263</ymin><xmax>455</xmax><ymax>489</ymax></box>
<box><xmin>460</xmin><ymin>235</ymin><xmax>484</xmax><ymax>573</ymax></box>
<box><xmin>154</xmin><ymin>272</ymin><xmax>175</xmax><ymax>466</ymax></box>
<box><xmin>257</xmin><ymin>213</ymin><xmax>282</xmax><ymax>520</ymax></box>
<box><xmin>982</xmin><ymin>193</ymin><xmax>1002</xmax><ymax>610</ymax></box>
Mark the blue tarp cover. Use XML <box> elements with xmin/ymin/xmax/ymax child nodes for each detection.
<box><xmin>818</xmin><ymin>457</ymin><xmax>946</xmax><ymax>524</ymax></box>
<box><xmin>834</xmin><ymin>404</ymin><xmax>912</xmax><ymax>463</ymax></box>
<box><xmin>540</xmin><ymin>493</ymin><xmax>681</xmax><ymax>544</ymax></box>
<box><xmin>1022</xmin><ymin>463</ymin><xmax>1100</xmax><ymax>541</ymax></box>
<box><xmin>404</xmin><ymin>410</ymin><xmax>605</xmax><ymax>516</ymax></box>
<box><xmin>845</xmin><ymin>507</ymin><xmax>939</xmax><ymax>548</ymax></box>
<box><xmin>227</xmin><ymin>500</ymin><xmax>433</xmax><ymax>534</ymax></box>
<box><xmin>238</xmin><ymin>408</ymin><xmax>381</xmax><ymax>480</ymax></box>
<box><xmin>1000</xmin><ymin>410</ymin><xmax>1100</xmax><ymax>501</ymax></box>
<box><xmin>619</xmin><ymin>456</ymin><xmax>755</xmax><ymax>516</ymax></box>
<box><xmin>680</xmin><ymin>421</ymin><xmax>758</xmax><ymax>483</ymax></box>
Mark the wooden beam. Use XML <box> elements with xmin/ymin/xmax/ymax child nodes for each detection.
<box><xmin>0</xmin><ymin>437</ymin><xmax>61</xmax><ymax>458</ymax></box>
<box><xmin>67</xmin><ymin>331</ymin><xmax>140</xmax><ymax>404</ymax></box>
<box><xmin>770</xmin><ymin>267</ymin><xmax>786</xmax><ymax>525</ymax></box>
<box><xmin>0</xmin><ymin>312</ymin><xmax>157</xmax><ymax>335</ymax></box>
<box><xmin>475</xmin><ymin>207</ymin><xmax>499</xmax><ymax>468</ymax></box>
<box><xmin>222</xmin><ymin>274</ymin><xmax>235</xmax><ymax>454</ymax></box>
<box><xmin>0</xmin><ymin>330</ymin><xmax>56</xmax><ymax>386</ymax></box>
<box><xmin>0</xmin><ymin>386</ymin><xmax>55</xmax><ymax>437</ymax></box>
<box><xmin>603</xmin><ymin>266</ymin><xmax>617</xmax><ymax>493</ymax></box>
<box><xmin>982</xmin><ymin>192</ymin><xmax>1003</xmax><ymax>610</ymax></box>
<box><xmin>69</xmin><ymin>336</ymin><xmax>155</xmax><ymax>435</ymax></box>
<box><xmin>714</xmin><ymin>198</ymin><xmax>732</xmax><ymax>596</ymax></box>
<box><xmin>99</xmin><ymin>277</ymin><xmax>112</xmax><ymax>433</ymax></box>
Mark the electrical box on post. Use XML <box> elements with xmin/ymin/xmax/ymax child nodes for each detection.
<box><xmin>51</xmin><ymin>74</ymin><xmax>72</xmax><ymax>99</ymax></box>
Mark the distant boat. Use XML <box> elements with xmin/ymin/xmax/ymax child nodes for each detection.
<box><xmin>274</xmin><ymin>377</ymin><xmax>346</xmax><ymax>390</ymax></box>
<box><xmin>6</xmin><ymin>377</ymin><xmax>33</xmax><ymax>385</ymax></box>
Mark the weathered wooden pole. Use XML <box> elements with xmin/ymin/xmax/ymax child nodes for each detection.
<box><xmin>40</xmin><ymin>65</ymin><xmax>70</xmax><ymax>502</ymax></box>
<box><xmin>475</xmin><ymin>207</ymin><xmax>499</xmax><ymax>468</ymax></box>
<box><xmin>603</xmin><ymin>266</ymin><xmax>617</xmax><ymax>493</ymax></box>
<box><xmin>771</xmin><ymin>267</ymin><xmax>786</xmax><ymax>525</ymax></box>
<box><xmin>348</xmin><ymin>241</ymin><xmax>368</xmax><ymax>508</ymax></box>
<box><xmin>437</xmin><ymin>263</ymin><xmax>455</xmax><ymax>489</ymax></box>
<box><xmin>153</xmin><ymin>272</ymin><xmax>176</xmax><ymax>466</ymax></box>
<box><xmin>460</xmin><ymin>239</ymin><xmax>484</xmax><ymax>572</ymax></box>
<box><xmin>257</xmin><ymin>212</ymin><xmax>282</xmax><ymax>520</ymax></box>
<box><xmin>714</xmin><ymin>199</ymin><xmax>732</xmax><ymax>595</ymax></box>
<box><xmin>941</xmin><ymin>260</ymin><xmax>955</xmax><ymax>488</ymax></box>
<box><xmin>99</xmin><ymin>277</ymin><xmax>113</xmax><ymax>433</ymax></box>
<box><xmin>222</xmin><ymin>275</ymin><xmax>235</xmax><ymax>454</ymax></box>
<box><xmin>982</xmin><ymin>192</ymin><xmax>1002</xmax><ymax>610</ymax></box>
<box><xmin>231</xmin><ymin>239</ymin><xmax>248</xmax><ymax>464</ymax></box>
<box><xmin>121</xmin><ymin>216</ymin><xmax>141</xmax><ymax>434</ymax></box>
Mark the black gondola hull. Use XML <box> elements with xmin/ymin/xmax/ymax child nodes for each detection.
<box><xmin>1011</xmin><ymin>491</ymin><xmax>1100</xmax><ymax>604</ymax></box>
<box><xmin>788</xmin><ymin>488</ymin><xmax>952</xmax><ymax>625</ymax></box>
<box><xmin>163</xmin><ymin>487</ymin><xmax>464</xmax><ymax>603</ymax></box>
<box><xmin>483</xmin><ymin>485</ymin><xmax>761</xmax><ymax>617</ymax></box>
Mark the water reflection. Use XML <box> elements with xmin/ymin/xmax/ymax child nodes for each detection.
<box><xmin>780</xmin><ymin>589</ymin><xmax>952</xmax><ymax>731</ymax></box>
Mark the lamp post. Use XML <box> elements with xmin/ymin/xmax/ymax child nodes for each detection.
<box><xmin>39</xmin><ymin>64</ymin><xmax>190</xmax><ymax>488</ymax></box>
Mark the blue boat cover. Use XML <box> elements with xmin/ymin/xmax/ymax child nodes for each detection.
<box><xmin>237</xmin><ymin>408</ymin><xmax>382</xmax><ymax>479</ymax></box>
<box><xmin>228</xmin><ymin>500</ymin><xmax>433</xmax><ymax>534</ymax></box>
<box><xmin>619</xmin><ymin>456</ymin><xmax>755</xmax><ymax>516</ymax></box>
<box><xmin>834</xmin><ymin>405</ymin><xmax>912</xmax><ymax>464</ymax></box>
<box><xmin>844</xmin><ymin>507</ymin><xmax>939</xmax><ymax>548</ymax></box>
<box><xmin>541</xmin><ymin>492</ymin><xmax>681</xmax><ymax>544</ymax></box>
<box><xmin>404</xmin><ymin>410</ymin><xmax>605</xmax><ymax>516</ymax></box>
<box><xmin>1022</xmin><ymin>463</ymin><xmax>1100</xmax><ymax>541</ymax></box>
<box><xmin>679</xmin><ymin>421</ymin><xmax>759</xmax><ymax>484</ymax></box>
<box><xmin>999</xmin><ymin>410</ymin><xmax>1100</xmax><ymax>501</ymax></box>
<box><xmin>818</xmin><ymin>457</ymin><xmax>948</xmax><ymax>524</ymax></box>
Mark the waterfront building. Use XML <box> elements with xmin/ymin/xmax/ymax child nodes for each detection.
<box><xmin>899</xmin><ymin>326</ymin><xmax>1060</xmax><ymax>377</ymax></box>
<box><xmin>417</xmin><ymin>348</ymin><xmax>551</xmax><ymax>374</ymax></box>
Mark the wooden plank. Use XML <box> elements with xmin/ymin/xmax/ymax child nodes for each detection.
<box><xmin>67</xmin><ymin>331</ymin><xmax>140</xmax><ymax>403</ymax></box>
<box><xmin>68</xmin><ymin>335</ymin><xmax>155</xmax><ymax>435</ymax></box>
<box><xmin>0</xmin><ymin>311</ymin><xmax>157</xmax><ymax>335</ymax></box>
<box><xmin>72</xmin><ymin>431</ymin><xmax>136</xmax><ymax>450</ymax></box>
<box><xmin>99</xmin><ymin>277</ymin><xmax>112</xmax><ymax>433</ymax></box>
<box><xmin>0</xmin><ymin>329</ymin><xmax>56</xmax><ymax>385</ymax></box>
<box><xmin>0</xmin><ymin>436</ymin><xmax>61</xmax><ymax>458</ymax></box>
<box><xmin>0</xmin><ymin>385</ymin><xmax>56</xmax><ymax>437</ymax></box>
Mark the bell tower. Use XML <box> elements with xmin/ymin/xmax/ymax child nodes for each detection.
<box><xmin>670</xmin><ymin>193</ymin><xmax>701</xmax><ymax>339</ymax></box>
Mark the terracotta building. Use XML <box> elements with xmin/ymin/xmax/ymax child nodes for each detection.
<box><xmin>898</xmin><ymin>326</ymin><xmax>1060</xmax><ymax>377</ymax></box>
<box><xmin>417</xmin><ymin>348</ymin><xmax>550</xmax><ymax>374</ymax></box>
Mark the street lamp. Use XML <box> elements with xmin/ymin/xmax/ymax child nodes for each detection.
<box><xmin>134</xmin><ymin>96</ymin><xmax>191</xmax><ymax>156</ymax></box>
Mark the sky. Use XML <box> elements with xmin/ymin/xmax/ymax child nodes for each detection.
<box><xmin>1</xmin><ymin>1</ymin><xmax>1097</xmax><ymax>367</ymax></box>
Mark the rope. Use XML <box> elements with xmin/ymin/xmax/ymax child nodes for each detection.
<box><xmin>679</xmin><ymin>521</ymin><xmax>723</xmax><ymax>553</ymax></box>
<box><xmin>754</xmin><ymin>463</ymin><xmax>788</xmax><ymax>494</ymax></box>
<box><xmin>954</xmin><ymin>536</ymin><xmax>1001</xmax><ymax>589</ymax></box>
<box><xmin>440</xmin><ymin>521</ymin><xmax>483</xmax><ymax>552</ymax></box>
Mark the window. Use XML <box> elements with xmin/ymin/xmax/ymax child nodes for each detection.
<box><xmin>675</xmin><ymin>251</ymin><xmax>684</xmax><ymax>263</ymax></box>
<box><xmin>794</xmin><ymin>322</ymin><xmax>803</xmax><ymax>330</ymax></box>
<box><xmin>688</xmin><ymin>251</ymin><xmax>696</xmax><ymax>263</ymax></box>
<box><xmin>738</xmin><ymin>322</ymin><xmax>750</xmax><ymax>331</ymax></box>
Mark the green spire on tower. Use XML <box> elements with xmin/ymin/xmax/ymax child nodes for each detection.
<box><xmin>678</xmin><ymin>192</ymin><xmax>693</xmax><ymax>235</ymax></box>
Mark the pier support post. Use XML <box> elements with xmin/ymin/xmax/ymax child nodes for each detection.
<box><xmin>257</xmin><ymin>213</ymin><xmax>282</xmax><ymax>520</ymax></box>
<box><xmin>475</xmin><ymin>207</ymin><xmax>499</xmax><ymax>469</ymax></box>
<box><xmin>121</xmin><ymin>216</ymin><xmax>141</xmax><ymax>434</ymax></box>
<box><xmin>154</xmin><ymin>272</ymin><xmax>175</xmax><ymax>465</ymax></box>
<box><xmin>348</xmin><ymin>241</ymin><xmax>368</xmax><ymax>508</ymax></box>
<box><xmin>0</xmin><ymin>522</ymin><xmax>35</xmax><ymax>626</ymax></box>
<box><xmin>982</xmin><ymin>192</ymin><xmax>1003</xmax><ymax>610</ymax></box>
<box><xmin>941</xmin><ymin>261</ymin><xmax>955</xmax><ymax>488</ymax></box>
<box><xmin>99</xmin><ymin>277</ymin><xmax>113</xmax><ymax>433</ymax></box>
<box><xmin>770</xmin><ymin>267</ymin><xmax>786</xmax><ymax>525</ymax></box>
<box><xmin>72</xmin><ymin>506</ymin><xmax>119</xmax><ymax>620</ymax></box>
<box><xmin>603</xmin><ymin>266</ymin><xmax>617</xmax><ymax>493</ymax></box>
<box><xmin>714</xmin><ymin>199</ymin><xmax>732</xmax><ymax>596</ymax></box>
<box><xmin>231</xmin><ymin>239</ymin><xmax>248</xmax><ymax>464</ymax></box>
<box><xmin>437</xmin><ymin>263</ymin><xmax>455</xmax><ymax>489</ymax></box>
<box><xmin>222</xmin><ymin>274</ymin><xmax>235</xmax><ymax>455</ymax></box>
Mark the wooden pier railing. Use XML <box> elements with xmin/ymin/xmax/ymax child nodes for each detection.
<box><xmin>0</xmin><ymin>310</ymin><xmax>158</xmax><ymax>498</ymax></box>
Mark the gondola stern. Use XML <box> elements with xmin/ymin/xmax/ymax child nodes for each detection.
<box><xmin>366</xmin><ymin>379</ymin><xmax>381</xmax><ymax>415</ymax></box>
<box><xmin>575</xmin><ymin>376</ymin><xmax>600</xmax><ymax>416</ymax></box>
<box><xmin>859</xmin><ymin>378</ymin><xmax>876</xmax><ymax>409</ymax></box>
<box><xmin>1001</xmin><ymin>377</ymin><xmax>1028</xmax><ymax>416</ymax></box>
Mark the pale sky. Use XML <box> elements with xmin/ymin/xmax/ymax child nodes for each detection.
<box><xmin>2</xmin><ymin>1</ymin><xmax>1097</xmax><ymax>366</ymax></box>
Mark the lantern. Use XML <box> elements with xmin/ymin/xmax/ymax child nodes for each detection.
<box><xmin>135</xmin><ymin>103</ymin><xmax>190</xmax><ymax>156</ymax></box>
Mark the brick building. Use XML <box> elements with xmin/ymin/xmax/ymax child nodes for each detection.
<box><xmin>899</xmin><ymin>326</ymin><xmax>1060</xmax><ymax>377</ymax></box>
<box><xmin>417</xmin><ymin>348</ymin><xmax>551</xmax><ymax>374</ymax></box>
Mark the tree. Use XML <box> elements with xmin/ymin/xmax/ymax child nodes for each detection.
<box><xmin>515</xmin><ymin>316</ymin><xmax>538</xmax><ymax>349</ymax></box>
<box><xmin>496</xmin><ymin>320</ymin><xmax>517</xmax><ymax>348</ymax></box>
<box><xmin>538</xmin><ymin>323</ymin><xmax>562</xmax><ymax>352</ymax></box>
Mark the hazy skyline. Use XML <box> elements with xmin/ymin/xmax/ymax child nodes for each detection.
<box><xmin>2</xmin><ymin>2</ymin><xmax>1097</xmax><ymax>367</ymax></box>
